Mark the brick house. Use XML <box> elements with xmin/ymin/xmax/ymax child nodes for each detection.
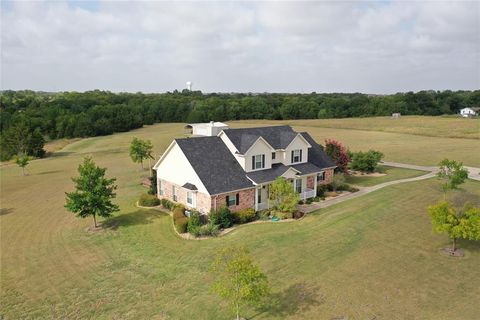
<box><xmin>153</xmin><ymin>125</ymin><xmax>336</xmax><ymax>214</ymax></box>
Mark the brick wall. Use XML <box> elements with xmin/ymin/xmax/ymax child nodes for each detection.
<box><xmin>158</xmin><ymin>179</ymin><xmax>212</xmax><ymax>213</ymax></box>
<box><xmin>317</xmin><ymin>168</ymin><xmax>334</xmax><ymax>185</ymax></box>
<box><xmin>212</xmin><ymin>188</ymin><xmax>255</xmax><ymax>212</ymax></box>
<box><xmin>306</xmin><ymin>175</ymin><xmax>315</xmax><ymax>189</ymax></box>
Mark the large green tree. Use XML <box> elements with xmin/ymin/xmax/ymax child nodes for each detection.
<box><xmin>428</xmin><ymin>201</ymin><xmax>480</xmax><ymax>252</ymax></box>
<box><xmin>269</xmin><ymin>177</ymin><xmax>300</xmax><ymax>213</ymax></box>
<box><xmin>211</xmin><ymin>245</ymin><xmax>270</xmax><ymax>320</ymax></box>
<box><xmin>437</xmin><ymin>159</ymin><xmax>469</xmax><ymax>199</ymax></box>
<box><xmin>65</xmin><ymin>157</ymin><xmax>119</xmax><ymax>228</ymax></box>
<box><xmin>129</xmin><ymin>137</ymin><xmax>154</xmax><ymax>173</ymax></box>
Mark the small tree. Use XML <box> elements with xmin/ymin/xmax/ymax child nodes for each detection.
<box><xmin>15</xmin><ymin>154</ymin><xmax>30</xmax><ymax>176</ymax></box>
<box><xmin>350</xmin><ymin>150</ymin><xmax>384</xmax><ymax>173</ymax></box>
<box><xmin>211</xmin><ymin>245</ymin><xmax>270</xmax><ymax>320</ymax></box>
<box><xmin>129</xmin><ymin>137</ymin><xmax>154</xmax><ymax>173</ymax></box>
<box><xmin>330</xmin><ymin>172</ymin><xmax>346</xmax><ymax>192</ymax></box>
<box><xmin>269</xmin><ymin>177</ymin><xmax>300</xmax><ymax>213</ymax></box>
<box><xmin>325</xmin><ymin>139</ymin><xmax>350</xmax><ymax>173</ymax></box>
<box><xmin>428</xmin><ymin>201</ymin><xmax>480</xmax><ymax>252</ymax></box>
<box><xmin>65</xmin><ymin>157</ymin><xmax>119</xmax><ymax>228</ymax></box>
<box><xmin>437</xmin><ymin>159</ymin><xmax>469</xmax><ymax>199</ymax></box>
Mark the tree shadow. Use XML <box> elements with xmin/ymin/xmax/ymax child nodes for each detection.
<box><xmin>37</xmin><ymin>170</ymin><xmax>63</xmax><ymax>175</ymax></box>
<box><xmin>48</xmin><ymin>151</ymin><xmax>74</xmax><ymax>158</ymax></box>
<box><xmin>0</xmin><ymin>208</ymin><xmax>14</xmax><ymax>216</ymax></box>
<box><xmin>102</xmin><ymin>209</ymin><xmax>167</xmax><ymax>230</ymax></box>
<box><xmin>252</xmin><ymin>282</ymin><xmax>325</xmax><ymax>318</ymax></box>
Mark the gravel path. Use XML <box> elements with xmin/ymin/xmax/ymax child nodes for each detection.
<box><xmin>298</xmin><ymin>161</ymin><xmax>480</xmax><ymax>213</ymax></box>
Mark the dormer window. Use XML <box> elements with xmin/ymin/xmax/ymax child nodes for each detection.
<box><xmin>252</xmin><ymin>154</ymin><xmax>265</xmax><ymax>170</ymax></box>
<box><xmin>291</xmin><ymin>149</ymin><xmax>302</xmax><ymax>163</ymax></box>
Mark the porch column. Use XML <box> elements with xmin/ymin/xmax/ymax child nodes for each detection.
<box><xmin>313</xmin><ymin>174</ymin><xmax>317</xmax><ymax>197</ymax></box>
<box><xmin>254</xmin><ymin>187</ymin><xmax>258</xmax><ymax>211</ymax></box>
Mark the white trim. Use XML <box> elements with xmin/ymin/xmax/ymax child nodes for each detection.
<box><xmin>153</xmin><ymin>140</ymin><xmax>176</xmax><ymax>169</ymax></box>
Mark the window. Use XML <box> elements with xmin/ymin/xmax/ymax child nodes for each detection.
<box><xmin>291</xmin><ymin>149</ymin><xmax>302</xmax><ymax>163</ymax></box>
<box><xmin>295</xmin><ymin>179</ymin><xmax>302</xmax><ymax>193</ymax></box>
<box><xmin>317</xmin><ymin>171</ymin><xmax>325</xmax><ymax>182</ymax></box>
<box><xmin>272</xmin><ymin>152</ymin><xmax>276</xmax><ymax>160</ymax></box>
<box><xmin>226</xmin><ymin>193</ymin><xmax>239</xmax><ymax>207</ymax></box>
<box><xmin>257</xmin><ymin>188</ymin><xmax>262</xmax><ymax>204</ymax></box>
<box><xmin>252</xmin><ymin>154</ymin><xmax>265</xmax><ymax>170</ymax></box>
<box><xmin>159</xmin><ymin>179</ymin><xmax>164</xmax><ymax>196</ymax></box>
<box><xmin>172</xmin><ymin>186</ymin><xmax>177</xmax><ymax>201</ymax></box>
<box><xmin>187</xmin><ymin>191</ymin><xmax>193</xmax><ymax>205</ymax></box>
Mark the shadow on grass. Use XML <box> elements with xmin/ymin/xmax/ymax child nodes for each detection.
<box><xmin>37</xmin><ymin>170</ymin><xmax>63</xmax><ymax>175</ymax></box>
<box><xmin>48</xmin><ymin>151</ymin><xmax>74</xmax><ymax>158</ymax></box>
<box><xmin>0</xmin><ymin>208</ymin><xmax>14</xmax><ymax>216</ymax></box>
<box><xmin>252</xmin><ymin>282</ymin><xmax>324</xmax><ymax>318</ymax></box>
<box><xmin>102</xmin><ymin>209</ymin><xmax>167</xmax><ymax>230</ymax></box>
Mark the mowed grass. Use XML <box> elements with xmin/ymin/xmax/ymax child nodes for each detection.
<box><xmin>286</xmin><ymin>116</ymin><xmax>480</xmax><ymax>140</ymax></box>
<box><xmin>345</xmin><ymin>165</ymin><xmax>427</xmax><ymax>187</ymax></box>
<box><xmin>1</xmin><ymin>121</ymin><xmax>480</xmax><ymax>319</ymax></box>
<box><xmin>228</xmin><ymin>119</ymin><xmax>480</xmax><ymax>167</ymax></box>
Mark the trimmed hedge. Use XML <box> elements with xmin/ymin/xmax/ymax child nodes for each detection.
<box><xmin>161</xmin><ymin>198</ymin><xmax>175</xmax><ymax>210</ymax></box>
<box><xmin>138</xmin><ymin>193</ymin><xmax>160</xmax><ymax>207</ymax></box>
<box><xmin>233</xmin><ymin>208</ymin><xmax>256</xmax><ymax>224</ymax></box>
<box><xmin>174</xmin><ymin>217</ymin><xmax>188</xmax><ymax>233</ymax></box>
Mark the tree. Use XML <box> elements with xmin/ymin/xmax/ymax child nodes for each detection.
<box><xmin>269</xmin><ymin>177</ymin><xmax>300</xmax><ymax>213</ymax></box>
<box><xmin>65</xmin><ymin>157</ymin><xmax>119</xmax><ymax>228</ymax></box>
<box><xmin>437</xmin><ymin>159</ymin><xmax>469</xmax><ymax>199</ymax></box>
<box><xmin>324</xmin><ymin>139</ymin><xmax>350</xmax><ymax>173</ymax></box>
<box><xmin>428</xmin><ymin>201</ymin><xmax>480</xmax><ymax>252</ymax></box>
<box><xmin>15</xmin><ymin>154</ymin><xmax>30</xmax><ymax>176</ymax></box>
<box><xmin>350</xmin><ymin>150</ymin><xmax>384</xmax><ymax>172</ymax></box>
<box><xmin>330</xmin><ymin>173</ymin><xmax>346</xmax><ymax>192</ymax></box>
<box><xmin>129</xmin><ymin>137</ymin><xmax>154</xmax><ymax>173</ymax></box>
<box><xmin>211</xmin><ymin>245</ymin><xmax>270</xmax><ymax>320</ymax></box>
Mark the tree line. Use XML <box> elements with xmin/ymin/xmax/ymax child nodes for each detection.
<box><xmin>1</xmin><ymin>89</ymin><xmax>479</xmax><ymax>160</ymax></box>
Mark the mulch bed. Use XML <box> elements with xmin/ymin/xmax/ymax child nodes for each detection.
<box><xmin>440</xmin><ymin>247</ymin><xmax>465</xmax><ymax>257</ymax></box>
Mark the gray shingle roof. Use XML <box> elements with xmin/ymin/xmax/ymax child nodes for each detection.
<box><xmin>300</xmin><ymin>132</ymin><xmax>336</xmax><ymax>169</ymax></box>
<box><xmin>182</xmin><ymin>183</ymin><xmax>198</xmax><ymax>191</ymax></box>
<box><xmin>222</xmin><ymin>125</ymin><xmax>298</xmax><ymax>154</ymax></box>
<box><xmin>246</xmin><ymin>162</ymin><xmax>322</xmax><ymax>184</ymax></box>
<box><xmin>176</xmin><ymin>137</ymin><xmax>254</xmax><ymax>195</ymax></box>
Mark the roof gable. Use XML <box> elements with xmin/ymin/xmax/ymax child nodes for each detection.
<box><xmin>299</xmin><ymin>132</ymin><xmax>336</xmax><ymax>169</ymax></box>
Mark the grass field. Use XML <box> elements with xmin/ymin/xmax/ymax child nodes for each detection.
<box><xmin>345</xmin><ymin>165</ymin><xmax>427</xmax><ymax>187</ymax></box>
<box><xmin>1</xmin><ymin>118</ymin><xmax>480</xmax><ymax>319</ymax></box>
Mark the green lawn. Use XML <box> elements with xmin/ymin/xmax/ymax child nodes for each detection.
<box><xmin>1</xmin><ymin>121</ymin><xmax>480</xmax><ymax>319</ymax></box>
<box><xmin>345</xmin><ymin>165</ymin><xmax>427</xmax><ymax>187</ymax></box>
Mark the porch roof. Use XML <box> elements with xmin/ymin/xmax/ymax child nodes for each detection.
<box><xmin>246</xmin><ymin>162</ymin><xmax>322</xmax><ymax>185</ymax></box>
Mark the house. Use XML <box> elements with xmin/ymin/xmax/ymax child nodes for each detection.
<box><xmin>391</xmin><ymin>113</ymin><xmax>401</xmax><ymax>119</ymax></box>
<box><xmin>460</xmin><ymin>107</ymin><xmax>479</xmax><ymax>117</ymax></box>
<box><xmin>153</xmin><ymin>125</ymin><xmax>336</xmax><ymax>214</ymax></box>
<box><xmin>184</xmin><ymin>121</ymin><xmax>229</xmax><ymax>136</ymax></box>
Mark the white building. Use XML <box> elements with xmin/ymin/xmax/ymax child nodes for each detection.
<box><xmin>185</xmin><ymin>121</ymin><xmax>229</xmax><ymax>136</ymax></box>
<box><xmin>460</xmin><ymin>107</ymin><xmax>479</xmax><ymax>117</ymax></box>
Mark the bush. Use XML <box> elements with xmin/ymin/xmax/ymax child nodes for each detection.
<box><xmin>173</xmin><ymin>206</ymin><xmax>185</xmax><ymax>219</ymax></box>
<box><xmin>330</xmin><ymin>173</ymin><xmax>346</xmax><ymax>192</ymax></box>
<box><xmin>148</xmin><ymin>171</ymin><xmax>157</xmax><ymax>195</ymax></box>
<box><xmin>138</xmin><ymin>193</ymin><xmax>160</xmax><ymax>207</ymax></box>
<box><xmin>316</xmin><ymin>185</ymin><xmax>328</xmax><ymax>197</ymax></box>
<box><xmin>350</xmin><ymin>150</ymin><xmax>384</xmax><ymax>173</ymax></box>
<box><xmin>209</xmin><ymin>206</ymin><xmax>234</xmax><ymax>229</ymax></box>
<box><xmin>190</xmin><ymin>222</ymin><xmax>220</xmax><ymax>237</ymax></box>
<box><xmin>174</xmin><ymin>216</ymin><xmax>188</xmax><ymax>233</ymax></box>
<box><xmin>233</xmin><ymin>208</ymin><xmax>256</xmax><ymax>224</ymax></box>
<box><xmin>187</xmin><ymin>212</ymin><xmax>202</xmax><ymax>233</ymax></box>
<box><xmin>274</xmin><ymin>211</ymin><xmax>293</xmax><ymax>219</ymax></box>
<box><xmin>256</xmin><ymin>210</ymin><xmax>270</xmax><ymax>221</ymax></box>
<box><xmin>305</xmin><ymin>198</ymin><xmax>313</xmax><ymax>204</ymax></box>
<box><xmin>161</xmin><ymin>198</ymin><xmax>174</xmax><ymax>210</ymax></box>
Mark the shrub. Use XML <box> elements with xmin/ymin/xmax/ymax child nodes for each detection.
<box><xmin>209</xmin><ymin>206</ymin><xmax>234</xmax><ymax>229</ymax></box>
<box><xmin>349</xmin><ymin>186</ymin><xmax>360</xmax><ymax>193</ymax></box>
<box><xmin>316</xmin><ymin>185</ymin><xmax>328</xmax><ymax>197</ymax></box>
<box><xmin>350</xmin><ymin>150</ymin><xmax>384</xmax><ymax>173</ymax></box>
<box><xmin>161</xmin><ymin>198</ymin><xmax>174</xmax><ymax>210</ymax></box>
<box><xmin>234</xmin><ymin>208</ymin><xmax>256</xmax><ymax>224</ymax></box>
<box><xmin>306</xmin><ymin>198</ymin><xmax>313</xmax><ymax>204</ymax></box>
<box><xmin>191</xmin><ymin>222</ymin><xmax>220</xmax><ymax>237</ymax></box>
<box><xmin>187</xmin><ymin>212</ymin><xmax>202</xmax><ymax>233</ymax></box>
<box><xmin>293</xmin><ymin>211</ymin><xmax>304</xmax><ymax>219</ymax></box>
<box><xmin>275</xmin><ymin>211</ymin><xmax>293</xmax><ymax>219</ymax></box>
<box><xmin>330</xmin><ymin>173</ymin><xmax>346</xmax><ymax>192</ymax></box>
<box><xmin>174</xmin><ymin>216</ymin><xmax>188</xmax><ymax>233</ymax></box>
<box><xmin>138</xmin><ymin>193</ymin><xmax>160</xmax><ymax>207</ymax></box>
<box><xmin>256</xmin><ymin>210</ymin><xmax>270</xmax><ymax>221</ymax></box>
<box><xmin>148</xmin><ymin>171</ymin><xmax>157</xmax><ymax>195</ymax></box>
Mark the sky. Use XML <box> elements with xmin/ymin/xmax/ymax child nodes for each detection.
<box><xmin>1</xmin><ymin>0</ymin><xmax>479</xmax><ymax>93</ymax></box>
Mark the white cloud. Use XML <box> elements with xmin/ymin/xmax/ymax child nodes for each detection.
<box><xmin>1</xmin><ymin>1</ymin><xmax>478</xmax><ymax>93</ymax></box>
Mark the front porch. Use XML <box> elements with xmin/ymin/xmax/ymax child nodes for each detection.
<box><xmin>254</xmin><ymin>174</ymin><xmax>317</xmax><ymax>211</ymax></box>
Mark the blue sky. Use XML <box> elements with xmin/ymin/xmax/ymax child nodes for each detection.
<box><xmin>1</xmin><ymin>1</ymin><xmax>479</xmax><ymax>93</ymax></box>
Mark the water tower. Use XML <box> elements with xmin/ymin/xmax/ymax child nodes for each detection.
<box><xmin>186</xmin><ymin>81</ymin><xmax>192</xmax><ymax>91</ymax></box>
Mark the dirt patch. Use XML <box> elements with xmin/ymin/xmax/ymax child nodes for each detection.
<box><xmin>440</xmin><ymin>247</ymin><xmax>465</xmax><ymax>257</ymax></box>
<box><xmin>349</xmin><ymin>170</ymin><xmax>386</xmax><ymax>177</ymax></box>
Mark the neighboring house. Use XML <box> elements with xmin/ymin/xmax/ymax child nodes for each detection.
<box><xmin>460</xmin><ymin>107</ymin><xmax>479</xmax><ymax>117</ymax></box>
<box><xmin>185</xmin><ymin>121</ymin><xmax>229</xmax><ymax>136</ymax></box>
<box><xmin>153</xmin><ymin>125</ymin><xmax>336</xmax><ymax>214</ymax></box>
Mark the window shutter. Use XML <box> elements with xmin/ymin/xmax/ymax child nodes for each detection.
<box><xmin>300</xmin><ymin>149</ymin><xmax>303</xmax><ymax>162</ymax></box>
<box><xmin>236</xmin><ymin>193</ymin><xmax>240</xmax><ymax>206</ymax></box>
<box><xmin>262</xmin><ymin>154</ymin><xmax>265</xmax><ymax>168</ymax></box>
<box><xmin>252</xmin><ymin>156</ymin><xmax>255</xmax><ymax>169</ymax></box>
<box><xmin>226</xmin><ymin>195</ymin><xmax>229</xmax><ymax>206</ymax></box>
<box><xmin>291</xmin><ymin>150</ymin><xmax>294</xmax><ymax>163</ymax></box>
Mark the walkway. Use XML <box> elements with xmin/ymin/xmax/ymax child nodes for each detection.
<box><xmin>298</xmin><ymin>161</ymin><xmax>480</xmax><ymax>213</ymax></box>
